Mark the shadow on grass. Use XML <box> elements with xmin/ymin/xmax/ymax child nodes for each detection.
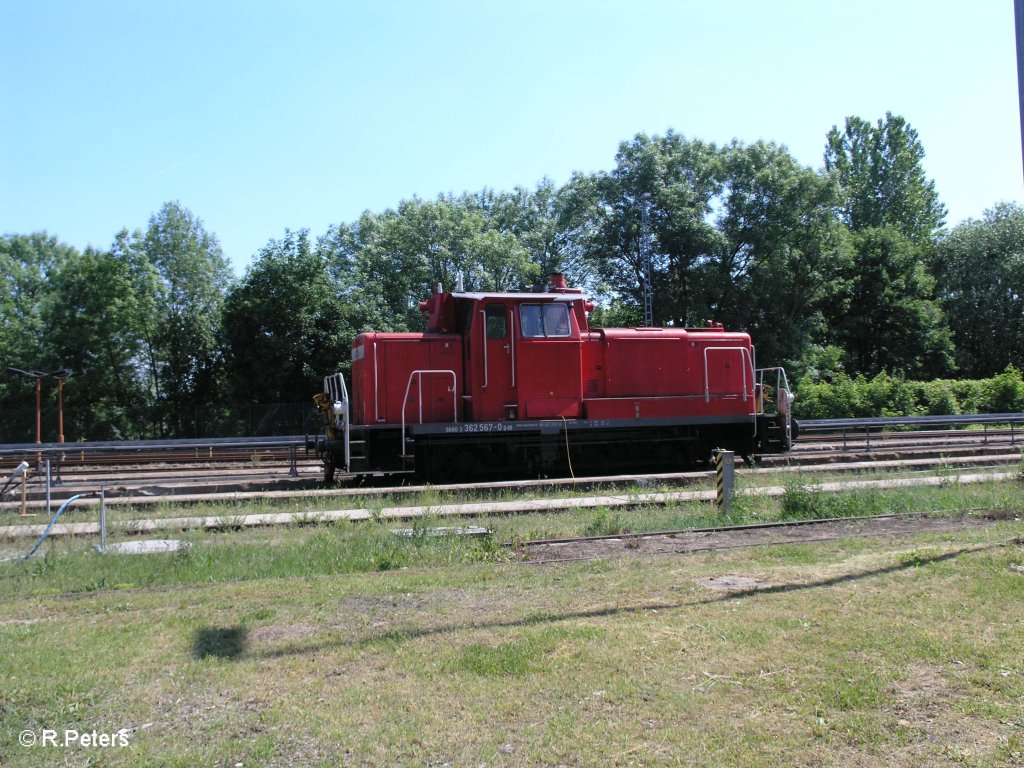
<box><xmin>695</xmin><ymin>544</ymin><xmax>992</xmax><ymax>605</ymax></box>
<box><xmin>193</xmin><ymin>626</ymin><xmax>247</xmax><ymax>660</ymax></box>
<box><xmin>246</xmin><ymin>542</ymin><xmax>1005</xmax><ymax>661</ymax></box>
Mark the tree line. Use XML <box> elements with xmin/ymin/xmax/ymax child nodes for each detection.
<box><xmin>2</xmin><ymin>113</ymin><xmax>1023</xmax><ymax>440</ymax></box>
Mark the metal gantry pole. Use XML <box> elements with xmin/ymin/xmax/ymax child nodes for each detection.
<box><xmin>640</xmin><ymin>192</ymin><xmax>654</xmax><ymax>327</ymax></box>
<box><xmin>1016</xmin><ymin>0</ymin><xmax>1024</xmax><ymax>182</ymax></box>
<box><xmin>34</xmin><ymin>377</ymin><xmax>41</xmax><ymax>467</ymax></box>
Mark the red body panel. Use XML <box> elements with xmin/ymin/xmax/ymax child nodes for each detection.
<box><xmin>580</xmin><ymin>328</ymin><xmax>754</xmax><ymax>420</ymax></box>
<box><xmin>351</xmin><ymin>333</ymin><xmax>462</xmax><ymax>425</ymax></box>
<box><xmin>351</xmin><ymin>295</ymin><xmax>755</xmax><ymax>427</ymax></box>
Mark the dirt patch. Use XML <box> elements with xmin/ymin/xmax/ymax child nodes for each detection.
<box><xmin>892</xmin><ymin>662</ymin><xmax>960</xmax><ymax>727</ymax></box>
<box><xmin>522</xmin><ymin>514</ymin><xmax>1004</xmax><ymax>563</ymax></box>
<box><xmin>982</xmin><ymin>508</ymin><xmax>1022</xmax><ymax>521</ymax></box>
<box><xmin>886</xmin><ymin>662</ymin><xmax>1004</xmax><ymax>764</ymax></box>
<box><xmin>826</xmin><ymin>662</ymin><xmax>1011</xmax><ymax>767</ymax></box>
<box><xmin>697</xmin><ymin>574</ymin><xmax>769</xmax><ymax>591</ymax></box>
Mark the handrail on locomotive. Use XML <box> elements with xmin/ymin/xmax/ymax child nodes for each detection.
<box><xmin>312</xmin><ymin>373</ymin><xmax>350</xmax><ymax>473</ymax></box>
<box><xmin>400</xmin><ymin>369</ymin><xmax>458</xmax><ymax>457</ymax></box>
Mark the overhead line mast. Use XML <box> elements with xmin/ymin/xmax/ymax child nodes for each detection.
<box><xmin>640</xmin><ymin>192</ymin><xmax>654</xmax><ymax>327</ymax></box>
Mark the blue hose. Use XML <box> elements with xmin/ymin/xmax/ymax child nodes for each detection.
<box><xmin>0</xmin><ymin>494</ymin><xmax>85</xmax><ymax>563</ymax></box>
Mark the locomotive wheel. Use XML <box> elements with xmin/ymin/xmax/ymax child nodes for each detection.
<box><xmin>324</xmin><ymin>455</ymin><xmax>336</xmax><ymax>484</ymax></box>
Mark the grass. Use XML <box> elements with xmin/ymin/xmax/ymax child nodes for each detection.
<box><xmin>0</xmin><ymin>522</ymin><xmax>1022</xmax><ymax>766</ymax></box>
<box><xmin>0</xmin><ymin>468</ymin><xmax>1022</xmax><ymax>765</ymax></box>
<box><xmin>0</xmin><ymin>519</ymin><xmax>512</xmax><ymax>597</ymax></box>
<box><xmin>2</xmin><ymin>473</ymin><xmax>1022</xmax><ymax>589</ymax></box>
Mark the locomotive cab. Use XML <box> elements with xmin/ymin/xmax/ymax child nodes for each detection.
<box><xmin>423</xmin><ymin>274</ymin><xmax>591</xmax><ymax>424</ymax></box>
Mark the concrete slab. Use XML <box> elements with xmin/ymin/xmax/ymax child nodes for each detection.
<box><xmin>390</xmin><ymin>526</ymin><xmax>492</xmax><ymax>538</ymax></box>
<box><xmin>98</xmin><ymin>539</ymin><xmax>191</xmax><ymax>555</ymax></box>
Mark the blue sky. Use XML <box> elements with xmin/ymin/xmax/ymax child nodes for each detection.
<box><xmin>3</xmin><ymin>0</ymin><xmax>1021</xmax><ymax>275</ymax></box>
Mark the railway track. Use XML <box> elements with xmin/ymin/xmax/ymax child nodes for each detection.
<box><xmin>0</xmin><ymin>445</ymin><xmax>1017</xmax><ymax>513</ymax></box>
<box><xmin>0</xmin><ymin>424</ymin><xmax>1020</xmax><ymax>512</ymax></box>
<box><xmin>1</xmin><ymin>462</ymin><xmax>1018</xmax><ymax>542</ymax></box>
<box><xmin>1</xmin><ymin>418</ymin><xmax>1021</xmax><ymax>477</ymax></box>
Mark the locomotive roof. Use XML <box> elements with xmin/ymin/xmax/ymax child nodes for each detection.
<box><xmin>449</xmin><ymin>291</ymin><xmax>590</xmax><ymax>302</ymax></box>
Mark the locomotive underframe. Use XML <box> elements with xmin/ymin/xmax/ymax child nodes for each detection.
<box><xmin>321</xmin><ymin>412</ymin><xmax>790</xmax><ymax>483</ymax></box>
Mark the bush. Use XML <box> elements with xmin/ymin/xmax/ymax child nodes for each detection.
<box><xmin>795</xmin><ymin>374</ymin><xmax>861</xmax><ymax>419</ymax></box>
<box><xmin>915</xmin><ymin>380</ymin><xmax>960</xmax><ymax>416</ymax></box>
<box><xmin>780</xmin><ymin>484</ymin><xmax>834</xmax><ymax>519</ymax></box>
<box><xmin>979</xmin><ymin>366</ymin><xmax>1024</xmax><ymax>413</ymax></box>
<box><xmin>860</xmin><ymin>372</ymin><xmax>915</xmax><ymax>417</ymax></box>
<box><xmin>949</xmin><ymin>379</ymin><xmax>984</xmax><ymax>414</ymax></box>
<box><xmin>792</xmin><ymin>368</ymin><xmax>1024</xmax><ymax>420</ymax></box>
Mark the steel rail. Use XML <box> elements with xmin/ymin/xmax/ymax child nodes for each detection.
<box><xmin>0</xmin><ymin>414</ymin><xmax>1019</xmax><ymax>458</ymax></box>
<box><xmin>517</xmin><ymin>509</ymin><xmax>917</xmax><ymax>548</ymax></box>
<box><xmin>797</xmin><ymin>414</ymin><xmax>1024</xmax><ymax>453</ymax></box>
<box><xmin>0</xmin><ymin>435</ymin><xmax>308</xmax><ymax>457</ymax></box>
<box><xmin>800</xmin><ymin>413</ymin><xmax>1024</xmax><ymax>431</ymax></box>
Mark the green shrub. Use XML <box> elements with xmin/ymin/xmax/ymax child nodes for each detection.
<box><xmin>915</xmin><ymin>380</ymin><xmax>960</xmax><ymax>416</ymax></box>
<box><xmin>780</xmin><ymin>484</ymin><xmax>835</xmax><ymax>519</ymax></box>
<box><xmin>860</xmin><ymin>372</ymin><xmax>914</xmax><ymax>417</ymax></box>
<box><xmin>949</xmin><ymin>379</ymin><xmax>984</xmax><ymax>413</ymax></box>
<box><xmin>795</xmin><ymin>374</ymin><xmax>861</xmax><ymax>419</ymax></box>
<box><xmin>793</xmin><ymin>368</ymin><xmax>1024</xmax><ymax>420</ymax></box>
<box><xmin>979</xmin><ymin>366</ymin><xmax>1024</xmax><ymax>413</ymax></box>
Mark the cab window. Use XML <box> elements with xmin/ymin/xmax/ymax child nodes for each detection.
<box><xmin>485</xmin><ymin>304</ymin><xmax>507</xmax><ymax>339</ymax></box>
<box><xmin>521</xmin><ymin>303</ymin><xmax>571</xmax><ymax>338</ymax></box>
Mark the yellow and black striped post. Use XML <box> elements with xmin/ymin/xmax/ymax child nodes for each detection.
<box><xmin>715</xmin><ymin>449</ymin><xmax>735</xmax><ymax>513</ymax></box>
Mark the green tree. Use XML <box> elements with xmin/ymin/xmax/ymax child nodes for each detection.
<box><xmin>326</xmin><ymin>197</ymin><xmax>535</xmax><ymax>331</ymax></box>
<box><xmin>824</xmin><ymin>112</ymin><xmax>946</xmax><ymax>245</ymax></box>
<box><xmin>139</xmin><ymin>202</ymin><xmax>234</xmax><ymax>436</ymax></box>
<box><xmin>44</xmin><ymin>245</ymin><xmax>160</xmax><ymax>439</ymax></box>
<box><xmin>574</xmin><ymin>132</ymin><xmax>842</xmax><ymax>366</ymax></box>
<box><xmin>0</xmin><ymin>233</ymin><xmax>75</xmax><ymax>367</ymax></box>
<box><xmin>465</xmin><ymin>180</ymin><xmax>600</xmax><ymax>291</ymax></box>
<box><xmin>933</xmin><ymin>202</ymin><xmax>1024</xmax><ymax>377</ymax></box>
<box><xmin>584</xmin><ymin>131</ymin><xmax>727</xmax><ymax>326</ymax></box>
<box><xmin>823</xmin><ymin>114</ymin><xmax>953</xmax><ymax>377</ymax></box>
<box><xmin>713</xmin><ymin>140</ymin><xmax>843</xmax><ymax>364</ymax></box>
<box><xmin>222</xmin><ymin>229</ymin><xmax>358</xmax><ymax>406</ymax></box>
<box><xmin>0</xmin><ymin>234</ymin><xmax>77</xmax><ymax>440</ymax></box>
<box><xmin>826</xmin><ymin>227</ymin><xmax>954</xmax><ymax>377</ymax></box>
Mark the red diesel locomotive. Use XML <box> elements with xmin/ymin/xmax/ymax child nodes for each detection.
<box><xmin>313</xmin><ymin>275</ymin><xmax>797</xmax><ymax>482</ymax></box>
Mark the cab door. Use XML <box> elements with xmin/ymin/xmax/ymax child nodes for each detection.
<box><xmin>470</xmin><ymin>301</ymin><xmax>515</xmax><ymax>421</ymax></box>
<box><xmin>515</xmin><ymin>301</ymin><xmax>582</xmax><ymax>419</ymax></box>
